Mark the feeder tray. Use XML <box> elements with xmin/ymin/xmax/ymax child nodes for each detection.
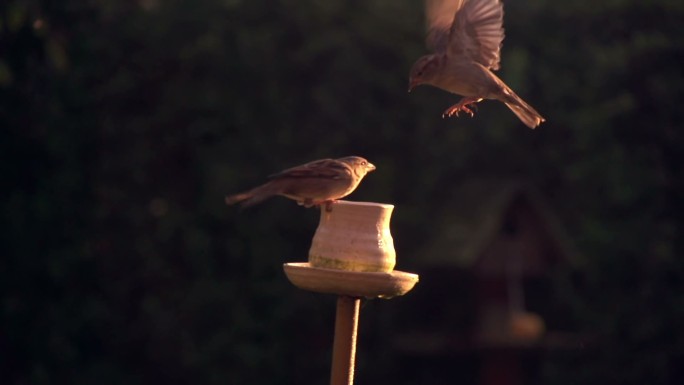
<box><xmin>284</xmin><ymin>262</ymin><xmax>419</xmax><ymax>299</ymax></box>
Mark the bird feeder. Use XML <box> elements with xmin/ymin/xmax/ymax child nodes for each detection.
<box><xmin>284</xmin><ymin>200</ymin><xmax>419</xmax><ymax>385</ymax></box>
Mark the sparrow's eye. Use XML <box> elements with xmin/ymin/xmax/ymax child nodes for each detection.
<box><xmin>361</xmin><ymin>161</ymin><xmax>367</xmax><ymax>166</ymax></box>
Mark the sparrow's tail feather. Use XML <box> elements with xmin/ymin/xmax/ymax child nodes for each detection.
<box><xmin>225</xmin><ymin>183</ymin><xmax>277</xmax><ymax>209</ymax></box>
<box><xmin>501</xmin><ymin>89</ymin><xmax>545</xmax><ymax>129</ymax></box>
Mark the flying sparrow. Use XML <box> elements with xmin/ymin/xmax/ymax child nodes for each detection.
<box><xmin>225</xmin><ymin>156</ymin><xmax>376</xmax><ymax>210</ymax></box>
<box><xmin>409</xmin><ymin>0</ymin><xmax>545</xmax><ymax>128</ymax></box>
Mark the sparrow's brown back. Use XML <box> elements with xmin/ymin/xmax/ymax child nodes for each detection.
<box><xmin>226</xmin><ymin>156</ymin><xmax>375</xmax><ymax>209</ymax></box>
<box><xmin>269</xmin><ymin>158</ymin><xmax>354</xmax><ymax>181</ymax></box>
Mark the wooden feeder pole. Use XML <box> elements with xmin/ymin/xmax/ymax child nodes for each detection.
<box><xmin>330</xmin><ymin>296</ymin><xmax>361</xmax><ymax>385</ymax></box>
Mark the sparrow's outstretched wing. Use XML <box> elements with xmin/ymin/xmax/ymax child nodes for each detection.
<box><xmin>426</xmin><ymin>0</ymin><xmax>504</xmax><ymax>70</ymax></box>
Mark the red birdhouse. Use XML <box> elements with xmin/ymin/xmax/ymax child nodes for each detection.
<box><xmin>392</xmin><ymin>179</ymin><xmax>582</xmax><ymax>385</ymax></box>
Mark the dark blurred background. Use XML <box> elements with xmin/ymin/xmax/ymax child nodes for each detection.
<box><xmin>2</xmin><ymin>0</ymin><xmax>683</xmax><ymax>384</ymax></box>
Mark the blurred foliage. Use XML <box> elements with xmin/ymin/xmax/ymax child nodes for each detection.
<box><xmin>1</xmin><ymin>0</ymin><xmax>683</xmax><ymax>384</ymax></box>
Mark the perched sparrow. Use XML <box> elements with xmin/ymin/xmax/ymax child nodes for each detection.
<box><xmin>225</xmin><ymin>156</ymin><xmax>376</xmax><ymax>210</ymax></box>
<box><xmin>409</xmin><ymin>0</ymin><xmax>545</xmax><ymax>129</ymax></box>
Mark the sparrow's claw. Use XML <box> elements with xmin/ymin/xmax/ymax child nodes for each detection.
<box><xmin>443</xmin><ymin>105</ymin><xmax>474</xmax><ymax>118</ymax></box>
<box><xmin>300</xmin><ymin>198</ymin><xmax>315</xmax><ymax>208</ymax></box>
<box><xmin>442</xmin><ymin>98</ymin><xmax>482</xmax><ymax>119</ymax></box>
<box><xmin>443</xmin><ymin>104</ymin><xmax>475</xmax><ymax>118</ymax></box>
<box><xmin>309</xmin><ymin>200</ymin><xmax>336</xmax><ymax>212</ymax></box>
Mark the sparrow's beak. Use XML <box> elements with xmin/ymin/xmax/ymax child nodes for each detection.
<box><xmin>367</xmin><ymin>162</ymin><xmax>376</xmax><ymax>172</ymax></box>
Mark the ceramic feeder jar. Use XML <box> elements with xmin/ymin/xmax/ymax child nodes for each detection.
<box><xmin>308</xmin><ymin>201</ymin><xmax>396</xmax><ymax>273</ymax></box>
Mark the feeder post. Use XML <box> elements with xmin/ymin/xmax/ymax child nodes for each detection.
<box><xmin>330</xmin><ymin>296</ymin><xmax>361</xmax><ymax>385</ymax></box>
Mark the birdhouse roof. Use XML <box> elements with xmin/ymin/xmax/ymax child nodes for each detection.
<box><xmin>420</xmin><ymin>179</ymin><xmax>579</xmax><ymax>269</ymax></box>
